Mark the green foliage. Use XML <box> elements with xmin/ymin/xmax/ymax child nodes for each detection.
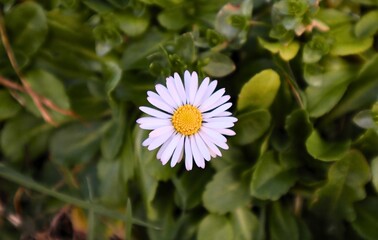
<box><xmin>0</xmin><ymin>0</ymin><xmax>378</xmax><ymax>239</ymax></box>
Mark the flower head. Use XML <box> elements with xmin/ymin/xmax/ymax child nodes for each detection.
<box><xmin>136</xmin><ymin>71</ymin><xmax>237</xmax><ymax>170</ymax></box>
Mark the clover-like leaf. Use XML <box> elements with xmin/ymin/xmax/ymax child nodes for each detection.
<box><xmin>311</xmin><ymin>150</ymin><xmax>371</xmax><ymax>221</ymax></box>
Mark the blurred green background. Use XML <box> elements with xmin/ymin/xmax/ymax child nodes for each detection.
<box><xmin>0</xmin><ymin>0</ymin><xmax>378</xmax><ymax>239</ymax></box>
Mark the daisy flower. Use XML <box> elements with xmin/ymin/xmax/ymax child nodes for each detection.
<box><xmin>136</xmin><ymin>70</ymin><xmax>237</xmax><ymax>170</ymax></box>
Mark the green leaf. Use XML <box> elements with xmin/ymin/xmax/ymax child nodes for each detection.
<box><xmin>269</xmin><ymin>202</ymin><xmax>300</xmax><ymax>240</ymax></box>
<box><xmin>305</xmin><ymin>130</ymin><xmax>351</xmax><ymax>162</ymax></box>
<box><xmin>371</xmin><ymin>157</ymin><xmax>378</xmax><ymax>193</ymax></box>
<box><xmin>97</xmin><ymin>160</ymin><xmax>127</xmax><ymax>206</ymax></box>
<box><xmin>305</xmin><ymin>57</ymin><xmax>354</xmax><ymax>117</ymax></box>
<box><xmin>352</xmin><ymin>197</ymin><xmax>378</xmax><ymax>240</ymax></box>
<box><xmin>24</xmin><ymin>69</ymin><xmax>71</xmax><ymax>122</ymax></box>
<box><xmin>203</xmin><ymin>166</ymin><xmax>250</xmax><ymax>214</ymax></box>
<box><xmin>50</xmin><ymin>122</ymin><xmax>103</xmax><ymax>166</ymax></box>
<box><xmin>122</xmin><ymin>28</ymin><xmax>171</xmax><ymax>70</ymax></box>
<box><xmin>175</xmin><ymin>33</ymin><xmax>197</xmax><ymax>64</ymax></box>
<box><xmin>311</xmin><ymin>150</ymin><xmax>371</xmax><ymax>221</ymax></box>
<box><xmin>201</xmin><ymin>52</ymin><xmax>235</xmax><ymax>78</ymax></box>
<box><xmin>0</xmin><ymin>90</ymin><xmax>21</xmax><ymax>121</ymax></box>
<box><xmin>250</xmin><ymin>151</ymin><xmax>298</xmax><ymax>200</ymax></box>
<box><xmin>237</xmin><ymin>69</ymin><xmax>281</xmax><ymax>110</ymax></box>
<box><xmin>285</xmin><ymin>109</ymin><xmax>313</xmax><ymax>144</ymax></box>
<box><xmin>158</xmin><ymin>9</ymin><xmax>188</xmax><ymax>30</ymax></box>
<box><xmin>353</xmin><ymin>110</ymin><xmax>376</xmax><ymax>129</ymax></box>
<box><xmin>174</xmin><ymin>168</ymin><xmax>213</xmax><ymax>210</ymax></box>
<box><xmin>233</xmin><ymin>108</ymin><xmax>271</xmax><ymax>145</ymax></box>
<box><xmin>103</xmin><ymin>59</ymin><xmax>123</xmax><ymax>106</ymax></box>
<box><xmin>329</xmin><ymin>54</ymin><xmax>378</xmax><ymax>119</ymax></box>
<box><xmin>101</xmin><ymin>108</ymin><xmax>126</xmax><ymax>160</ymax></box>
<box><xmin>115</xmin><ymin>10</ymin><xmax>150</xmax><ymax>37</ymax></box>
<box><xmin>198</xmin><ymin>214</ymin><xmax>233</xmax><ymax>240</ymax></box>
<box><xmin>258</xmin><ymin>38</ymin><xmax>300</xmax><ymax>61</ymax></box>
<box><xmin>330</xmin><ymin>24</ymin><xmax>373</xmax><ymax>56</ymax></box>
<box><xmin>230</xmin><ymin>207</ymin><xmax>259</xmax><ymax>240</ymax></box>
<box><xmin>5</xmin><ymin>1</ymin><xmax>48</xmax><ymax>57</ymax></box>
<box><xmin>355</xmin><ymin>10</ymin><xmax>378</xmax><ymax>38</ymax></box>
<box><xmin>1</xmin><ymin>113</ymin><xmax>51</xmax><ymax>162</ymax></box>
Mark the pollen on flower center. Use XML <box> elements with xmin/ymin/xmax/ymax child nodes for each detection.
<box><xmin>172</xmin><ymin>105</ymin><xmax>202</xmax><ymax>136</ymax></box>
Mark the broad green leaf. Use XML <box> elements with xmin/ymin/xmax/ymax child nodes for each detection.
<box><xmin>175</xmin><ymin>33</ymin><xmax>197</xmax><ymax>64</ymax></box>
<box><xmin>230</xmin><ymin>207</ymin><xmax>259</xmax><ymax>240</ymax></box>
<box><xmin>174</xmin><ymin>168</ymin><xmax>213</xmax><ymax>210</ymax></box>
<box><xmin>237</xmin><ymin>69</ymin><xmax>281</xmax><ymax>110</ymax></box>
<box><xmin>1</xmin><ymin>113</ymin><xmax>51</xmax><ymax>162</ymax></box>
<box><xmin>0</xmin><ymin>90</ymin><xmax>21</xmax><ymax>121</ymax></box>
<box><xmin>329</xmin><ymin>54</ymin><xmax>378</xmax><ymax>119</ymax></box>
<box><xmin>305</xmin><ymin>130</ymin><xmax>351</xmax><ymax>162</ymax></box>
<box><xmin>311</xmin><ymin>150</ymin><xmax>371</xmax><ymax>221</ymax></box>
<box><xmin>134</xmin><ymin>125</ymin><xmax>158</xmax><ymax>204</ymax></box>
<box><xmin>24</xmin><ymin>69</ymin><xmax>71</xmax><ymax>122</ymax></box>
<box><xmin>330</xmin><ymin>24</ymin><xmax>373</xmax><ymax>56</ymax></box>
<box><xmin>101</xmin><ymin>107</ymin><xmax>126</xmax><ymax>160</ymax></box>
<box><xmin>233</xmin><ymin>108</ymin><xmax>271</xmax><ymax>145</ymax></box>
<box><xmin>97</xmin><ymin>160</ymin><xmax>127</xmax><ymax>206</ymax></box>
<box><xmin>5</xmin><ymin>1</ymin><xmax>48</xmax><ymax>57</ymax></box>
<box><xmin>302</xmin><ymin>35</ymin><xmax>331</xmax><ymax>64</ymax></box>
<box><xmin>50</xmin><ymin>122</ymin><xmax>103</xmax><ymax>166</ymax></box>
<box><xmin>285</xmin><ymin>109</ymin><xmax>313</xmax><ymax>144</ymax></box>
<box><xmin>352</xmin><ymin>197</ymin><xmax>378</xmax><ymax>240</ymax></box>
<box><xmin>158</xmin><ymin>9</ymin><xmax>189</xmax><ymax>30</ymax></box>
<box><xmin>250</xmin><ymin>151</ymin><xmax>298</xmax><ymax>200</ymax></box>
<box><xmin>122</xmin><ymin>28</ymin><xmax>171</xmax><ymax>70</ymax></box>
<box><xmin>355</xmin><ymin>10</ymin><xmax>378</xmax><ymax>38</ymax></box>
<box><xmin>201</xmin><ymin>52</ymin><xmax>235</xmax><ymax>78</ymax></box>
<box><xmin>258</xmin><ymin>38</ymin><xmax>300</xmax><ymax>61</ymax></box>
<box><xmin>353</xmin><ymin>110</ymin><xmax>376</xmax><ymax>129</ymax></box>
<box><xmin>115</xmin><ymin>10</ymin><xmax>150</xmax><ymax>37</ymax></box>
<box><xmin>103</xmin><ymin>59</ymin><xmax>123</xmax><ymax>106</ymax></box>
<box><xmin>203</xmin><ymin>166</ymin><xmax>250</xmax><ymax>214</ymax></box>
<box><xmin>269</xmin><ymin>202</ymin><xmax>299</xmax><ymax>240</ymax></box>
<box><xmin>305</xmin><ymin>58</ymin><xmax>355</xmax><ymax>117</ymax></box>
<box><xmin>371</xmin><ymin>157</ymin><xmax>378</xmax><ymax>193</ymax></box>
<box><xmin>198</xmin><ymin>214</ymin><xmax>233</xmax><ymax>240</ymax></box>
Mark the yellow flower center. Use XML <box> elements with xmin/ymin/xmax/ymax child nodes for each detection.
<box><xmin>172</xmin><ymin>105</ymin><xmax>202</xmax><ymax>136</ymax></box>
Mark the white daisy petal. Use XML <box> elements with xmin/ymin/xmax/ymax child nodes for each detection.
<box><xmin>190</xmin><ymin>135</ymin><xmax>205</xmax><ymax>168</ymax></box>
<box><xmin>166</xmin><ymin>76</ymin><xmax>182</xmax><ymax>106</ymax></box>
<box><xmin>203</xmin><ymin>117</ymin><xmax>238</xmax><ymax>123</ymax></box>
<box><xmin>149</xmin><ymin>125</ymin><xmax>174</xmax><ymax>138</ymax></box>
<box><xmin>202</xmin><ymin>103</ymin><xmax>233</xmax><ymax>119</ymax></box>
<box><xmin>184</xmin><ymin>71</ymin><xmax>192</xmax><ymax>104</ymax></box>
<box><xmin>170</xmin><ymin>135</ymin><xmax>185</xmax><ymax>167</ymax></box>
<box><xmin>216</xmin><ymin>128</ymin><xmax>236</xmax><ymax>136</ymax></box>
<box><xmin>139</xmin><ymin>106</ymin><xmax>171</xmax><ymax>118</ymax></box>
<box><xmin>201</xmin><ymin>95</ymin><xmax>230</xmax><ymax>113</ymax></box>
<box><xmin>185</xmin><ymin>137</ymin><xmax>193</xmax><ymax>170</ymax></box>
<box><xmin>199</xmin><ymin>88</ymin><xmax>225</xmax><ymax>112</ymax></box>
<box><xmin>193</xmin><ymin>77</ymin><xmax>210</xmax><ymax>107</ymax></box>
<box><xmin>200</xmin><ymin>80</ymin><xmax>218</xmax><ymax>105</ymax></box>
<box><xmin>217</xmin><ymin>111</ymin><xmax>233</xmax><ymax>117</ymax></box>
<box><xmin>161</xmin><ymin>133</ymin><xmax>182</xmax><ymax>165</ymax></box>
<box><xmin>202</xmin><ymin>126</ymin><xmax>227</xmax><ymax>142</ymax></box>
<box><xmin>157</xmin><ymin>135</ymin><xmax>174</xmax><ymax>159</ymax></box>
<box><xmin>142</xmin><ymin>137</ymin><xmax>154</xmax><ymax>147</ymax></box>
<box><xmin>189</xmin><ymin>71</ymin><xmax>199</xmax><ymax>104</ymax></box>
<box><xmin>148</xmin><ymin>130</ymin><xmax>174</xmax><ymax>151</ymax></box>
<box><xmin>155</xmin><ymin>84</ymin><xmax>178</xmax><ymax>108</ymax></box>
<box><xmin>199</xmin><ymin>131</ymin><xmax>223</xmax><ymax>157</ymax></box>
<box><xmin>203</xmin><ymin>121</ymin><xmax>234</xmax><ymax>129</ymax></box>
<box><xmin>147</xmin><ymin>96</ymin><xmax>174</xmax><ymax>113</ymax></box>
<box><xmin>200</xmin><ymin>129</ymin><xmax>229</xmax><ymax>150</ymax></box>
<box><xmin>136</xmin><ymin>117</ymin><xmax>170</xmax><ymax>125</ymax></box>
<box><xmin>140</xmin><ymin>121</ymin><xmax>171</xmax><ymax>130</ymax></box>
<box><xmin>194</xmin><ymin>134</ymin><xmax>211</xmax><ymax>161</ymax></box>
<box><xmin>174</xmin><ymin>73</ymin><xmax>186</xmax><ymax>104</ymax></box>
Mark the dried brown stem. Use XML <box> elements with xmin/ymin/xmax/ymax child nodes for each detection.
<box><xmin>0</xmin><ymin>12</ymin><xmax>79</xmax><ymax>124</ymax></box>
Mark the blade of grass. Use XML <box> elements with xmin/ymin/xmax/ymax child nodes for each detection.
<box><xmin>126</xmin><ymin>198</ymin><xmax>133</xmax><ymax>240</ymax></box>
<box><xmin>86</xmin><ymin>178</ymin><xmax>96</xmax><ymax>240</ymax></box>
<box><xmin>0</xmin><ymin>163</ymin><xmax>160</xmax><ymax>230</ymax></box>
